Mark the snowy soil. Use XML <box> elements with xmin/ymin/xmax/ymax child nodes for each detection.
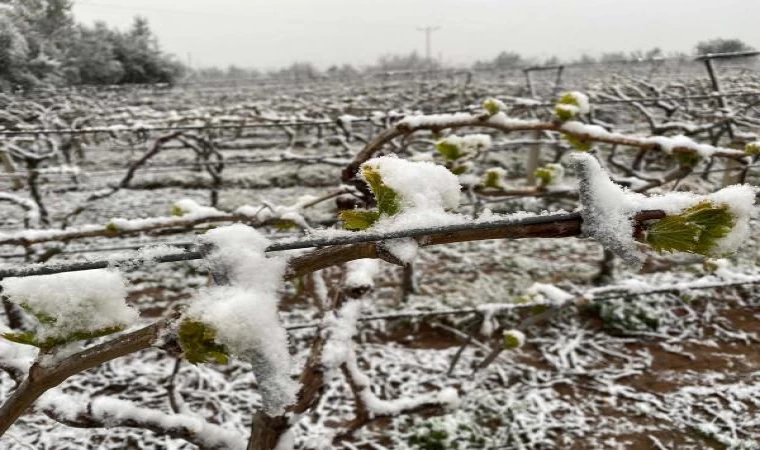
<box><xmin>2</xmin><ymin>217</ymin><xmax>759</xmax><ymax>449</ymax></box>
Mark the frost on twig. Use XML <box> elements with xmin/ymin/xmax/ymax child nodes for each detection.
<box><xmin>321</xmin><ymin>299</ymin><xmax>459</xmax><ymax>434</ymax></box>
<box><xmin>36</xmin><ymin>390</ymin><xmax>246</xmax><ymax>450</ymax></box>
<box><xmin>0</xmin><ymin>192</ymin><xmax>40</xmax><ymax>228</ymax></box>
<box><xmin>182</xmin><ymin>224</ymin><xmax>297</xmax><ymax>416</ymax></box>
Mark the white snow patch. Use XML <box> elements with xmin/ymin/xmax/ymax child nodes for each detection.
<box><xmin>186</xmin><ymin>224</ymin><xmax>296</xmax><ymax>415</ymax></box>
<box><xmin>344</xmin><ymin>259</ymin><xmax>381</xmax><ymax>291</ymax></box>
<box><xmin>1</xmin><ymin>270</ymin><xmax>137</xmax><ymax>340</ymax></box>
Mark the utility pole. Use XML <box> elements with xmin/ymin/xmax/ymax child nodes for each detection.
<box><xmin>417</xmin><ymin>26</ymin><xmax>440</xmax><ymax>68</ymax></box>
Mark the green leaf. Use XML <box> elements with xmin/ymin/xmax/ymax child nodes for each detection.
<box><xmin>2</xmin><ymin>331</ymin><xmax>38</xmax><ymax>346</ymax></box>
<box><xmin>746</xmin><ymin>142</ymin><xmax>760</xmax><ymax>156</ymax></box>
<box><xmin>555</xmin><ymin>105</ymin><xmax>576</xmax><ymax>122</ymax></box>
<box><xmin>435</xmin><ymin>140</ymin><xmax>464</xmax><ymax>161</ymax></box>
<box><xmin>362</xmin><ymin>166</ymin><xmax>400</xmax><ymax>217</ymax></box>
<box><xmin>105</xmin><ymin>222</ymin><xmax>119</xmax><ymax>232</ymax></box>
<box><xmin>686</xmin><ymin>202</ymin><xmax>735</xmax><ymax>255</ymax></box>
<box><xmin>645</xmin><ymin>215</ymin><xmax>702</xmax><ymax>254</ymax></box>
<box><xmin>534</xmin><ymin>167</ymin><xmax>553</xmax><ymax>187</ymax></box>
<box><xmin>59</xmin><ymin>326</ymin><xmax>125</xmax><ymax>345</ymax></box>
<box><xmin>673</xmin><ymin>151</ymin><xmax>702</xmax><ymax>168</ymax></box>
<box><xmin>339</xmin><ymin>209</ymin><xmax>380</xmax><ymax>231</ymax></box>
<box><xmin>273</xmin><ymin>219</ymin><xmax>297</xmax><ymax>231</ymax></box>
<box><xmin>2</xmin><ymin>325</ymin><xmax>125</xmax><ymax>349</ymax></box>
<box><xmin>558</xmin><ymin>92</ymin><xmax>581</xmax><ymax>108</ymax></box>
<box><xmin>178</xmin><ymin>319</ymin><xmax>230</xmax><ymax>365</ymax></box>
<box><xmin>646</xmin><ymin>201</ymin><xmax>735</xmax><ymax>256</ymax></box>
<box><xmin>502</xmin><ymin>330</ymin><xmax>525</xmax><ymax>349</ymax></box>
<box><xmin>534</xmin><ymin>163</ymin><xmax>564</xmax><ymax>187</ymax></box>
<box><xmin>563</xmin><ymin>134</ymin><xmax>592</xmax><ymax>151</ymax></box>
<box><xmin>170</xmin><ymin>205</ymin><xmax>187</xmax><ymax>216</ymax></box>
<box><xmin>450</xmin><ymin>164</ymin><xmax>469</xmax><ymax>175</ymax></box>
<box><xmin>20</xmin><ymin>304</ymin><xmax>57</xmax><ymax>325</ymax></box>
<box><xmin>483</xmin><ymin>98</ymin><xmax>502</xmax><ymax>116</ymax></box>
<box><xmin>483</xmin><ymin>169</ymin><xmax>504</xmax><ymax>190</ymax></box>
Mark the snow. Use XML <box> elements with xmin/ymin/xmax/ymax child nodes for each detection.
<box><xmin>103</xmin><ymin>199</ymin><xmax>227</xmax><ymax>233</ymax></box>
<box><xmin>362</xmin><ymin>156</ymin><xmax>461</xmax><ymax>212</ymax></box>
<box><xmin>321</xmin><ymin>300</ymin><xmax>362</xmax><ymax>374</ymax></box>
<box><xmin>383</xmin><ymin>238</ymin><xmax>419</xmax><ymax>264</ymax></box>
<box><xmin>564</xmin><ymin>91</ymin><xmax>590</xmax><ymax>114</ymax></box>
<box><xmin>397</xmin><ymin>111</ymin><xmax>539</xmax><ymax>130</ymax></box>
<box><xmin>0</xmin><ymin>327</ymin><xmax>36</xmax><ymax>373</ymax></box>
<box><xmin>0</xmin><ymin>192</ymin><xmax>40</xmax><ymax>227</ymax></box>
<box><xmin>186</xmin><ymin>224</ymin><xmax>297</xmax><ymax>415</ymax></box>
<box><xmin>571</xmin><ymin>153</ymin><xmax>642</xmax><ymax>265</ymax></box>
<box><xmin>560</xmin><ymin>120</ymin><xmax>742</xmax><ymax>159</ymax></box>
<box><xmin>172</xmin><ymin>198</ymin><xmax>222</xmax><ymax>218</ymax></box>
<box><xmin>236</xmin><ymin>197</ymin><xmax>313</xmax><ymax>230</ymax></box>
<box><xmin>109</xmin><ymin>244</ymin><xmax>186</xmax><ymax>270</ymax></box>
<box><xmin>77</xmin><ymin>395</ymin><xmax>244</xmax><ymax>450</ymax></box>
<box><xmin>436</xmin><ymin>134</ymin><xmax>492</xmax><ymax>155</ymax></box>
<box><xmin>527</xmin><ymin>283</ymin><xmax>575</xmax><ymax>304</ymax></box>
<box><xmin>1</xmin><ymin>269</ymin><xmax>137</xmax><ymax>341</ymax></box>
<box><xmin>561</xmin><ymin>121</ymin><xmax>630</xmax><ymax>143</ymax></box>
<box><xmin>344</xmin><ymin>259</ymin><xmax>380</xmax><ymax>291</ymax></box>
<box><xmin>320</xmin><ymin>296</ymin><xmax>460</xmax><ymax>418</ymax></box>
<box><xmin>345</xmin><ymin>350</ymin><xmax>460</xmax><ymax>418</ymax></box>
<box><xmin>644</xmin><ymin>134</ymin><xmax>720</xmax><ymax>158</ymax></box>
<box><xmin>397</xmin><ymin>112</ymin><xmax>474</xmax><ymax>129</ymax></box>
<box><xmin>699</xmin><ymin>184</ymin><xmax>757</xmax><ymax>255</ymax></box>
<box><xmin>274</xmin><ymin>428</ymin><xmax>295</xmax><ymax>450</ymax></box>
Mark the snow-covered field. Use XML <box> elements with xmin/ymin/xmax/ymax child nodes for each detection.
<box><xmin>1</xmin><ymin>70</ymin><xmax>759</xmax><ymax>449</ymax></box>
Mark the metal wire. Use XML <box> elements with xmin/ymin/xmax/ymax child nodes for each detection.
<box><xmin>0</xmin><ymin>212</ymin><xmax>583</xmax><ymax>278</ymax></box>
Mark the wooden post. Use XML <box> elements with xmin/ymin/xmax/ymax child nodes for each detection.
<box><xmin>702</xmin><ymin>56</ymin><xmax>743</xmax><ymax>186</ymax></box>
<box><xmin>524</xmin><ymin>69</ymin><xmax>540</xmax><ymax>185</ymax></box>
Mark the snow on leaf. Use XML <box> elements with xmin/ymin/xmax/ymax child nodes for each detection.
<box><xmin>1</xmin><ymin>269</ymin><xmax>137</xmax><ymax>343</ymax></box>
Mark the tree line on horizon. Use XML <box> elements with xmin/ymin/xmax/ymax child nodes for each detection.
<box><xmin>193</xmin><ymin>37</ymin><xmax>757</xmax><ymax>83</ymax></box>
<box><xmin>0</xmin><ymin>0</ymin><xmax>755</xmax><ymax>88</ymax></box>
<box><xmin>0</xmin><ymin>0</ymin><xmax>183</xmax><ymax>91</ymax></box>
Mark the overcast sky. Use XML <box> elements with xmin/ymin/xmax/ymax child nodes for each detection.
<box><xmin>72</xmin><ymin>0</ymin><xmax>760</xmax><ymax>70</ymax></box>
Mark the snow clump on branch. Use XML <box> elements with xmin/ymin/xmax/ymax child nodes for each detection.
<box><xmin>184</xmin><ymin>224</ymin><xmax>297</xmax><ymax>415</ymax></box>
<box><xmin>555</xmin><ymin>91</ymin><xmax>590</xmax><ymax>120</ymax></box>
<box><xmin>1</xmin><ymin>269</ymin><xmax>137</xmax><ymax>341</ymax></box>
<box><xmin>571</xmin><ymin>153</ymin><xmax>756</xmax><ymax>267</ymax></box>
<box><xmin>363</xmin><ymin>156</ymin><xmax>461</xmax><ymax>213</ymax></box>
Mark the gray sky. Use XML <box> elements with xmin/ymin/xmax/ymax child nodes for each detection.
<box><xmin>72</xmin><ymin>0</ymin><xmax>760</xmax><ymax>70</ymax></box>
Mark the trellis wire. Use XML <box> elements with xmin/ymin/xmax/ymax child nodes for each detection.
<box><xmin>0</xmin><ymin>212</ymin><xmax>584</xmax><ymax>278</ymax></box>
<box><xmin>284</xmin><ymin>276</ymin><xmax>760</xmax><ymax>331</ymax></box>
